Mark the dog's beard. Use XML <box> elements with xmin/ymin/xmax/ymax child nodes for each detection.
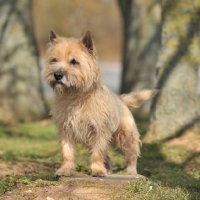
<box><xmin>52</xmin><ymin>78</ymin><xmax>79</xmax><ymax>96</ymax></box>
<box><xmin>53</xmin><ymin>83</ymin><xmax>65</xmax><ymax>96</ymax></box>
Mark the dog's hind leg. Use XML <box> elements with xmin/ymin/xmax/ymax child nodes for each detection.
<box><xmin>116</xmin><ymin>128</ymin><xmax>140</xmax><ymax>174</ymax></box>
<box><xmin>115</xmin><ymin>107</ymin><xmax>141</xmax><ymax>175</ymax></box>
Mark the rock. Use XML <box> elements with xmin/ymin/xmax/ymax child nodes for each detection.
<box><xmin>60</xmin><ymin>174</ymin><xmax>145</xmax><ymax>182</ymax></box>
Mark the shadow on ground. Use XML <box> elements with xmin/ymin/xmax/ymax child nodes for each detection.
<box><xmin>138</xmin><ymin>142</ymin><xmax>200</xmax><ymax>199</ymax></box>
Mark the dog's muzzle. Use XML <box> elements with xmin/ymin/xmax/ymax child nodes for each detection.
<box><xmin>54</xmin><ymin>70</ymin><xmax>64</xmax><ymax>81</ymax></box>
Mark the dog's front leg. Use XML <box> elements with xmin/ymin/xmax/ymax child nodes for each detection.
<box><xmin>55</xmin><ymin>138</ymin><xmax>75</xmax><ymax>177</ymax></box>
<box><xmin>90</xmin><ymin>137</ymin><xmax>109</xmax><ymax>177</ymax></box>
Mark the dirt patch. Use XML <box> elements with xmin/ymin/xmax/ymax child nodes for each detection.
<box><xmin>0</xmin><ymin>162</ymin><xmax>25</xmax><ymax>177</ymax></box>
<box><xmin>1</xmin><ymin>175</ymin><xmax>145</xmax><ymax>200</ymax></box>
<box><xmin>167</xmin><ymin>131</ymin><xmax>200</xmax><ymax>152</ymax></box>
<box><xmin>1</xmin><ymin>180</ymin><xmax>117</xmax><ymax>200</ymax></box>
<box><xmin>2</xmin><ymin>184</ymin><xmax>110</xmax><ymax>200</ymax></box>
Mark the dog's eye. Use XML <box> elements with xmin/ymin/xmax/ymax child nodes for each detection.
<box><xmin>50</xmin><ymin>58</ymin><xmax>58</xmax><ymax>63</ymax></box>
<box><xmin>70</xmin><ymin>59</ymin><xmax>79</xmax><ymax>66</ymax></box>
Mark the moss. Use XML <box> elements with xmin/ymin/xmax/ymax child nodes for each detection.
<box><xmin>160</xmin><ymin>0</ymin><xmax>200</xmax><ymax>67</ymax></box>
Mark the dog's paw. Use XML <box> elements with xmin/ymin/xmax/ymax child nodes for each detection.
<box><xmin>126</xmin><ymin>166</ymin><xmax>137</xmax><ymax>175</ymax></box>
<box><xmin>92</xmin><ymin>171</ymin><xmax>108</xmax><ymax>177</ymax></box>
<box><xmin>91</xmin><ymin>163</ymin><xmax>107</xmax><ymax>177</ymax></box>
<box><xmin>55</xmin><ymin>166</ymin><xmax>74</xmax><ymax>177</ymax></box>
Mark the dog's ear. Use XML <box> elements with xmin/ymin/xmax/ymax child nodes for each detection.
<box><xmin>50</xmin><ymin>29</ymin><xmax>57</xmax><ymax>43</ymax></box>
<box><xmin>82</xmin><ymin>31</ymin><xmax>93</xmax><ymax>54</ymax></box>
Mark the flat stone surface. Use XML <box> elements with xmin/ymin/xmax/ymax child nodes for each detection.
<box><xmin>58</xmin><ymin>174</ymin><xmax>146</xmax><ymax>199</ymax></box>
<box><xmin>59</xmin><ymin>174</ymin><xmax>145</xmax><ymax>183</ymax></box>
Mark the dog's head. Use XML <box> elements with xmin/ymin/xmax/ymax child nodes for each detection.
<box><xmin>43</xmin><ymin>30</ymin><xmax>101</xmax><ymax>96</ymax></box>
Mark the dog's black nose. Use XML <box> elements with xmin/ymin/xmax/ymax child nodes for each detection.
<box><xmin>54</xmin><ymin>71</ymin><xmax>64</xmax><ymax>81</ymax></box>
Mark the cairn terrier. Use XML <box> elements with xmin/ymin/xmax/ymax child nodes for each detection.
<box><xmin>43</xmin><ymin>30</ymin><xmax>158</xmax><ymax>177</ymax></box>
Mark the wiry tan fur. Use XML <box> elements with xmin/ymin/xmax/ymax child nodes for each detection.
<box><xmin>43</xmin><ymin>30</ymin><xmax>158</xmax><ymax>177</ymax></box>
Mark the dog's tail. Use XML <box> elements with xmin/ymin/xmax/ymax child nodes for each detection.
<box><xmin>120</xmin><ymin>90</ymin><xmax>159</xmax><ymax>108</ymax></box>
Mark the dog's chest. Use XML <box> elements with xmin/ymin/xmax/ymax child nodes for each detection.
<box><xmin>53</xmin><ymin>103</ymin><xmax>102</xmax><ymax>144</ymax></box>
<box><xmin>65</xmin><ymin>107</ymin><xmax>105</xmax><ymax>144</ymax></box>
<box><xmin>53</xmin><ymin>93</ymin><xmax>121</xmax><ymax>144</ymax></box>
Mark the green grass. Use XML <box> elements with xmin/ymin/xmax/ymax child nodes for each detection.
<box><xmin>122</xmin><ymin>180</ymin><xmax>191</xmax><ymax>200</ymax></box>
<box><xmin>0</xmin><ymin>121</ymin><xmax>200</xmax><ymax>199</ymax></box>
<box><xmin>0</xmin><ymin>122</ymin><xmax>59</xmax><ymax>195</ymax></box>
<box><xmin>0</xmin><ymin>123</ymin><xmax>59</xmax><ymax>161</ymax></box>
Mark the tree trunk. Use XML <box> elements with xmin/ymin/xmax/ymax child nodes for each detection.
<box><xmin>0</xmin><ymin>0</ymin><xmax>47</xmax><ymax>122</ymax></box>
<box><xmin>118</xmin><ymin>0</ymin><xmax>161</xmax><ymax>114</ymax></box>
<box><xmin>146</xmin><ymin>0</ymin><xmax>200</xmax><ymax>141</ymax></box>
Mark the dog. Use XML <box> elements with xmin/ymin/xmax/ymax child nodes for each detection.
<box><xmin>43</xmin><ymin>30</ymin><xmax>158</xmax><ymax>177</ymax></box>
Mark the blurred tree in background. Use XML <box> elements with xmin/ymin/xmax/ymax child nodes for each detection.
<box><xmin>146</xmin><ymin>0</ymin><xmax>200</xmax><ymax>141</ymax></box>
<box><xmin>0</xmin><ymin>0</ymin><xmax>47</xmax><ymax>123</ymax></box>
<box><xmin>118</xmin><ymin>0</ymin><xmax>161</xmax><ymax>114</ymax></box>
<box><xmin>1</xmin><ymin>0</ymin><xmax>199</xmax><ymax>130</ymax></box>
<box><xmin>33</xmin><ymin>0</ymin><xmax>122</xmax><ymax>61</ymax></box>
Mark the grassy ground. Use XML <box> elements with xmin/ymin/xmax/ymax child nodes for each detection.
<box><xmin>0</xmin><ymin>119</ymin><xmax>200</xmax><ymax>199</ymax></box>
